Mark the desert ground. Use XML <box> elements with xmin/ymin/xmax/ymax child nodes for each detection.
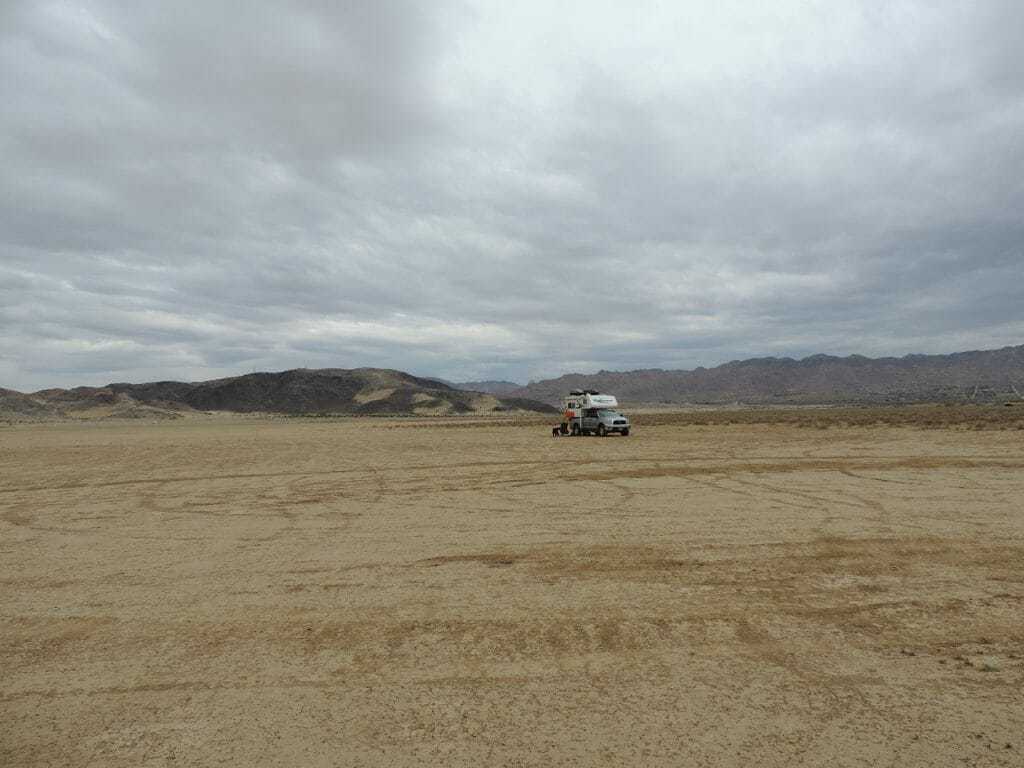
<box><xmin>2</xmin><ymin>413</ymin><xmax>1023</xmax><ymax>766</ymax></box>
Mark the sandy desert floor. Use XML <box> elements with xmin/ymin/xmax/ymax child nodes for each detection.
<box><xmin>2</xmin><ymin>416</ymin><xmax>1023</xmax><ymax>767</ymax></box>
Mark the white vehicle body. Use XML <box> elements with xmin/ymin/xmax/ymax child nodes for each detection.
<box><xmin>560</xmin><ymin>390</ymin><xmax>630</xmax><ymax>436</ymax></box>
<box><xmin>562</xmin><ymin>392</ymin><xmax>618</xmax><ymax>414</ymax></box>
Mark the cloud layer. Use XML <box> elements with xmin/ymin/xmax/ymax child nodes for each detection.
<box><xmin>3</xmin><ymin>1</ymin><xmax>1023</xmax><ymax>390</ymax></box>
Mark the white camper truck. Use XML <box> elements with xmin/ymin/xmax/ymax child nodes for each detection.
<box><xmin>560</xmin><ymin>390</ymin><xmax>630</xmax><ymax>436</ymax></box>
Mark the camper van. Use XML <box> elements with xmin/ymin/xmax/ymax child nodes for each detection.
<box><xmin>560</xmin><ymin>390</ymin><xmax>630</xmax><ymax>436</ymax></box>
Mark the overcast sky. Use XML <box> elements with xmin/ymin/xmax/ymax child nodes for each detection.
<box><xmin>2</xmin><ymin>1</ymin><xmax>1022</xmax><ymax>390</ymax></box>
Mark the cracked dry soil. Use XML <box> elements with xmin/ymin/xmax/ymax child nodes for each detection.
<box><xmin>2</xmin><ymin>416</ymin><xmax>1023</xmax><ymax>766</ymax></box>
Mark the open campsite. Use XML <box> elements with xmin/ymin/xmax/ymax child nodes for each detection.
<box><xmin>7</xmin><ymin>1</ymin><xmax>1024</xmax><ymax>765</ymax></box>
<box><xmin>2</xmin><ymin>411</ymin><xmax>1022</xmax><ymax>766</ymax></box>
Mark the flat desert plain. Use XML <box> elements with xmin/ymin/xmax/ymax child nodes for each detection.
<box><xmin>2</xmin><ymin>415</ymin><xmax>1023</xmax><ymax>767</ymax></box>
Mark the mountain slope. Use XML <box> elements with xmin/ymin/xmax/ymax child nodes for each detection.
<box><xmin>0</xmin><ymin>388</ymin><xmax>54</xmax><ymax>419</ymax></box>
<box><xmin>109</xmin><ymin>368</ymin><xmax>555</xmax><ymax>415</ymax></box>
<box><xmin>0</xmin><ymin>386</ymin><xmax>184</xmax><ymax>421</ymax></box>
<box><xmin>0</xmin><ymin>369</ymin><xmax>557</xmax><ymax>421</ymax></box>
<box><xmin>511</xmin><ymin>345</ymin><xmax>1024</xmax><ymax>405</ymax></box>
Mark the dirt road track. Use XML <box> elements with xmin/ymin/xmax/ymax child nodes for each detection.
<box><xmin>2</xmin><ymin>417</ymin><xmax>1022</xmax><ymax>766</ymax></box>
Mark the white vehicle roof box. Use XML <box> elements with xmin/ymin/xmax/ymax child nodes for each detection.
<box><xmin>566</xmin><ymin>391</ymin><xmax>618</xmax><ymax>409</ymax></box>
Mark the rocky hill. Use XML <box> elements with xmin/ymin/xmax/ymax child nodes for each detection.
<box><xmin>511</xmin><ymin>345</ymin><xmax>1024</xmax><ymax>406</ymax></box>
<box><xmin>0</xmin><ymin>369</ymin><xmax>557</xmax><ymax>421</ymax></box>
<box><xmin>0</xmin><ymin>388</ymin><xmax>56</xmax><ymax>419</ymax></box>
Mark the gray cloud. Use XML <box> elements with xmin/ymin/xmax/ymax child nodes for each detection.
<box><xmin>2</xmin><ymin>0</ymin><xmax>1023</xmax><ymax>390</ymax></box>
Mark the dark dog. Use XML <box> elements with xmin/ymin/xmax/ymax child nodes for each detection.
<box><xmin>552</xmin><ymin>426</ymin><xmax>561</xmax><ymax>437</ymax></box>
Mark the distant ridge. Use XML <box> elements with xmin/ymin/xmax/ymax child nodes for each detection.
<box><xmin>4</xmin><ymin>345</ymin><xmax>1023</xmax><ymax>421</ymax></box>
<box><xmin>509</xmin><ymin>344</ymin><xmax>1024</xmax><ymax>406</ymax></box>
<box><xmin>450</xmin><ymin>380</ymin><xmax>523</xmax><ymax>396</ymax></box>
<box><xmin>0</xmin><ymin>368</ymin><xmax>557</xmax><ymax>421</ymax></box>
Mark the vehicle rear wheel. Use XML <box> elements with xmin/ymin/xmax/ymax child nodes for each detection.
<box><xmin>621</xmin><ymin>428</ymin><xmax>629</xmax><ymax>436</ymax></box>
<box><xmin>570</xmin><ymin>422</ymin><xmax>580</xmax><ymax>436</ymax></box>
<box><xmin>597</xmin><ymin>424</ymin><xmax>607</xmax><ymax>437</ymax></box>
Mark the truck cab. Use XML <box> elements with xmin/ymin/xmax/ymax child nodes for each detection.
<box><xmin>561</xmin><ymin>391</ymin><xmax>630</xmax><ymax>436</ymax></box>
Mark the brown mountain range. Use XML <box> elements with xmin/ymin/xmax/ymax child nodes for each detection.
<box><xmin>0</xmin><ymin>369</ymin><xmax>557</xmax><ymax>422</ymax></box>
<box><xmin>5</xmin><ymin>345</ymin><xmax>1022</xmax><ymax>422</ymax></box>
<box><xmin>506</xmin><ymin>344</ymin><xmax>1024</xmax><ymax>406</ymax></box>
